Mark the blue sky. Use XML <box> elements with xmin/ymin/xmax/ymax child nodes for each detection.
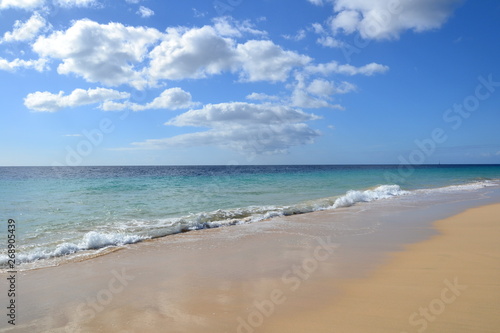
<box><xmin>0</xmin><ymin>0</ymin><xmax>499</xmax><ymax>166</ymax></box>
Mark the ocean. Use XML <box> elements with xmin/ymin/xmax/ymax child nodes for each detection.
<box><xmin>1</xmin><ymin>164</ymin><xmax>500</xmax><ymax>270</ymax></box>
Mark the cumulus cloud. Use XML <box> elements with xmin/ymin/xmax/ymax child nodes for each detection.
<box><xmin>33</xmin><ymin>19</ymin><xmax>162</xmax><ymax>89</ymax></box>
<box><xmin>148</xmin><ymin>25</ymin><xmax>237</xmax><ymax>81</ymax></box>
<box><xmin>236</xmin><ymin>40</ymin><xmax>311</xmax><ymax>82</ymax></box>
<box><xmin>212</xmin><ymin>61</ymin><xmax>377</xmax><ymax>110</ymax></box>
<box><xmin>28</xmin><ymin>18</ymin><xmax>313</xmax><ymax>88</ymax></box>
<box><xmin>330</xmin><ymin>9</ymin><xmax>360</xmax><ymax>34</ymax></box>
<box><xmin>148</xmin><ymin>23</ymin><xmax>304</xmax><ymax>83</ymax></box>
<box><xmin>123</xmin><ymin>102</ymin><xmax>321</xmax><ymax>154</ymax></box>
<box><xmin>24</xmin><ymin>87</ymin><xmax>130</xmax><ymax>112</ymax></box>
<box><xmin>290</xmin><ymin>74</ymin><xmax>345</xmax><ymax>109</ymax></box>
<box><xmin>0</xmin><ymin>0</ymin><xmax>44</xmax><ymax>10</ymax></box>
<box><xmin>137</xmin><ymin>5</ymin><xmax>154</xmax><ymax>18</ymax></box>
<box><xmin>101</xmin><ymin>87</ymin><xmax>197</xmax><ymax>111</ymax></box>
<box><xmin>306</xmin><ymin>61</ymin><xmax>389</xmax><ymax>76</ymax></box>
<box><xmin>0</xmin><ymin>57</ymin><xmax>47</xmax><ymax>72</ymax></box>
<box><xmin>329</xmin><ymin>0</ymin><xmax>463</xmax><ymax>40</ymax></box>
<box><xmin>2</xmin><ymin>12</ymin><xmax>46</xmax><ymax>43</ymax></box>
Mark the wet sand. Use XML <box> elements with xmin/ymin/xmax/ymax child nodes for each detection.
<box><xmin>1</xmin><ymin>200</ymin><xmax>499</xmax><ymax>332</ymax></box>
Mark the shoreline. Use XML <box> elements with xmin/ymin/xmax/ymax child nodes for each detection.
<box><xmin>1</xmin><ymin>194</ymin><xmax>500</xmax><ymax>332</ymax></box>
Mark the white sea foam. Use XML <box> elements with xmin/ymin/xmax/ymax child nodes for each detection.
<box><xmin>0</xmin><ymin>231</ymin><xmax>146</xmax><ymax>268</ymax></box>
<box><xmin>415</xmin><ymin>180</ymin><xmax>497</xmax><ymax>194</ymax></box>
<box><xmin>331</xmin><ymin>185</ymin><xmax>409</xmax><ymax>209</ymax></box>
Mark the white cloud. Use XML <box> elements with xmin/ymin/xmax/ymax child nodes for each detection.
<box><xmin>148</xmin><ymin>25</ymin><xmax>238</xmax><ymax>81</ymax></box>
<box><xmin>126</xmin><ymin>102</ymin><xmax>321</xmax><ymax>154</ymax></box>
<box><xmin>212</xmin><ymin>17</ymin><xmax>240</xmax><ymax>37</ymax></box>
<box><xmin>335</xmin><ymin>81</ymin><xmax>357</xmax><ymax>94</ymax></box>
<box><xmin>24</xmin><ymin>87</ymin><xmax>130</xmax><ymax>112</ymax></box>
<box><xmin>330</xmin><ymin>9</ymin><xmax>359</xmax><ymax>34</ymax></box>
<box><xmin>0</xmin><ymin>57</ymin><xmax>47</xmax><ymax>72</ymax></box>
<box><xmin>29</xmin><ymin>19</ymin><xmax>312</xmax><ymax>88</ymax></box>
<box><xmin>0</xmin><ymin>0</ymin><xmax>44</xmax><ymax>10</ymax></box>
<box><xmin>101</xmin><ymin>87</ymin><xmax>197</xmax><ymax>111</ymax></box>
<box><xmin>246</xmin><ymin>92</ymin><xmax>280</xmax><ymax>101</ymax></box>
<box><xmin>54</xmin><ymin>0</ymin><xmax>97</xmax><ymax>7</ymax></box>
<box><xmin>329</xmin><ymin>0</ymin><xmax>463</xmax><ymax>40</ymax></box>
<box><xmin>311</xmin><ymin>20</ymin><xmax>345</xmax><ymax>48</ymax></box>
<box><xmin>166</xmin><ymin>102</ymin><xmax>320</xmax><ymax>127</ymax></box>
<box><xmin>138</xmin><ymin>88</ymin><xmax>195</xmax><ymax>110</ymax></box>
<box><xmin>125</xmin><ymin>0</ymin><xmax>140</xmax><ymax>3</ymax></box>
<box><xmin>212</xmin><ymin>17</ymin><xmax>266</xmax><ymax>37</ymax></box>
<box><xmin>2</xmin><ymin>12</ymin><xmax>46</xmax><ymax>43</ymax></box>
<box><xmin>33</xmin><ymin>19</ymin><xmax>162</xmax><ymax>89</ymax></box>
<box><xmin>290</xmin><ymin>74</ymin><xmax>345</xmax><ymax>109</ymax></box>
<box><xmin>137</xmin><ymin>5</ymin><xmax>154</xmax><ymax>18</ymax></box>
<box><xmin>306</xmin><ymin>61</ymin><xmax>389</xmax><ymax>76</ymax></box>
<box><xmin>149</xmin><ymin>24</ymin><xmax>302</xmax><ymax>83</ymax></box>
<box><xmin>307</xmin><ymin>78</ymin><xmax>356</xmax><ymax>96</ymax></box>
<box><xmin>316</xmin><ymin>36</ymin><xmax>344</xmax><ymax>48</ymax></box>
<box><xmin>236</xmin><ymin>40</ymin><xmax>311</xmax><ymax>82</ymax></box>
<box><xmin>291</xmin><ymin>89</ymin><xmax>337</xmax><ymax>109</ymax></box>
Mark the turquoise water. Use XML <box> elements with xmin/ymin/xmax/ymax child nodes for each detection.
<box><xmin>1</xmin><ymin>165</ymin><xmax>499</xmax><ymax>269</ymax></box>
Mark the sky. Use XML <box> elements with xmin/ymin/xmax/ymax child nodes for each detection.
<box><xmin>0</xmin><ymin>0</ymin><xmax>499</xmax><ymax>166</ymax></box>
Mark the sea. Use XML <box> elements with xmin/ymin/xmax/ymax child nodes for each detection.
<box><xmin>1</xmin><ymin>164</ymin><xmax>500</xmax><ymax>271</ymax></box>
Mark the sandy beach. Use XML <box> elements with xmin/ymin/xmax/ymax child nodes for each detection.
<box><xmin>265</xmin><ymin>203</ymin><xmax>500</xmax><ymax>333</ymax></box>
<box><xmin>2</xmin><ymin>0</ymin><xmax>500</xmax><ymax>332</ymax></box>
<box><xmin>2</xmin><ymin>200</ymin><xmax>500</xmax><ymax>333</ymax></box>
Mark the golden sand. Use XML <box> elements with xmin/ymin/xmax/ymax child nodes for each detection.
<box><xmin>265</xmin><ymin>204</ymin><xmax>500</xmax><ymax>332</ymax></box>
